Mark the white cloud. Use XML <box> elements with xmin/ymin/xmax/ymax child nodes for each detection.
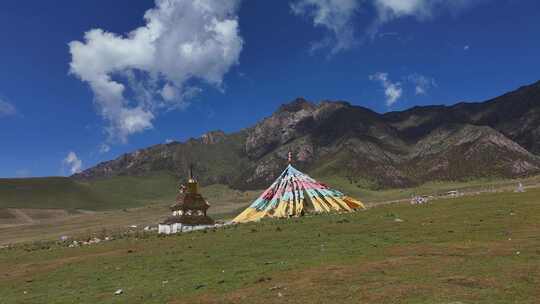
<box><xmin>406</xmin><ymin>73</ymin><xmax>437</xmax><ymax>95</ymax></box>
<box><xmin>99</xmin><ymin>143</ymin><xmax>111</xmax><ymax>153</ymax></box>
<box><xmin>63</xmin><ymin>152</ymin><xmax>83</xmax><ymax>175</ymax></box>
<box><xmin>0</xmin><ymin>98</ymin><xmax>16</xmax><ymax>117</ymax></box>
<box><xmin>369</xmin><ymin>0</ymin><xmax>483</xmax><ymax>36</ymax></box>
<box><xmin>291</xmin><ymin>0</ymin><xmax>360</xmax><ymax>54</ymax></box>
<box><xmin>291</xmin><ymin>0</ymin><xmax>485</xmax><ymax>50</ymax></box>
<box><xmin>160</xmin><ymin>83</ymin><xmax>178</xmax><ymax>102</ymax></box>
<box><xmin>369</xmin><ymin>72</ymin><xmax>402</xmax><ymax>106</ymax></box>
<box><xmin>165</xmin><ymin>138</ymin><xmax>174</xmax><ymax>144</ymax></box>
<box><xmin>464</xmin><ymin>45</ymin><xmax>470</xmax><ymax>50</ymax></box>
<box><xmin>69</xmin><ymin>0</ymin><xmax>243</xmax><ymax>143</ymax></box>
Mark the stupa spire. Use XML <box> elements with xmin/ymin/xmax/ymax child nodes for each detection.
<box><xmin>288</xmin><ymin>151</ymin><xmax>292</xmax><ymax>164</ymax></box>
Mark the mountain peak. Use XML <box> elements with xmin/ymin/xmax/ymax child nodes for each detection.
<box><xmin>201</xmin><ymin>130</ymin><xmax>226</xmax><ymax>145</ymax></box>
<box><xmin>277</xmin><ymin>98</ymin><xmax>316</xmax><ymax>113</ymax></box>
<box><xmin>76</xmin><ymin>80</ymin><xmax>540</xmax><ymax>189</ymax></box>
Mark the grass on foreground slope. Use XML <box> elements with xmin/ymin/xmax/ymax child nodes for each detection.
<box><xmin>322</xmin><ymin>174</ymin><xmax>540</xmax><ymax>204</ymax></box>
<box><xmin>0</xmin><ymin>183</ymin><xmax>259</xmax><ymax>246</ymax></box>
<box><xmin>3</xmin><ymin>168</ymin><xmax>538</xmax><ymax>212</ymax></box>
<box><xmin>1</xmin><ymin>188</ymin><xmax>540</xmax><ymax>303</ymax></box>
<box><xmin>0</xmin><ymin>172</ymin><xmax>259</xmax><ymax>212</ymax></box>
<box><xmin>0</xmin><ymin>172</ymin><xmax>178</xmax><ymax>211</ymax></box>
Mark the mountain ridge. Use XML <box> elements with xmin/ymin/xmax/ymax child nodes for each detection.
<box><xmin>74</xmin><ymin>80</ymin><xmax>540</xmax><ymax>190</ymax></box>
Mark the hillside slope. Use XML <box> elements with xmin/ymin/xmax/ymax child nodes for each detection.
<box><xmin>0</xmin><ymin>172</ymin><xmax>178</xmax><ymax>210</ymax></box>
<box><xmin>75</xmin><ymin>81</ymin><xmax>540</xmax><ymax>189</ymax></box>
<box><xmin>2</xmin><ymin>188</ymin><xmax>540</xmax><ymax>303</ymax></box>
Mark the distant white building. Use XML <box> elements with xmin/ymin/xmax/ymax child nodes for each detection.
<box><xmin>446</xmin><ymin>190</ymin><xmax>460</xmax><ymax>198</ymax></box>
<box><xmin>158</xmin><ymin>167</ymin><xmax>214</xmax><ymax>235</ymax></box>
<box><xmin>158</xmin><ymin>222</ymin><xmax>183</xmax><ymax>234</ymax></box>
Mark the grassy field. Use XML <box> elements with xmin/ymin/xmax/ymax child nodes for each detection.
<box><xmin>1</xmin><ymin>187</ymin><xmax>539</xmax><ymax>303</ymax></box>
<box><xmin>324</xmin><ymin>174</ymin><xmax>540</xmax><ymax>204</ymax></box>
<box><xmin>0</xmin><ymin>184</ymin><xmax>260</xmax><ymax>245</ymax></box>
<box><xmin>2</xmin><ymin>170</ymin><xmax>538</xmax><ymax>212</ymax></box>
<box><xmin>0</xmin><ymin>172</ymin><xmax>179</xmax><ymax>211</ymax></box>
<box><xmin>1</xmin><ymin>173</ymin><xmax>538</xmax><ymax>246</ymax></box>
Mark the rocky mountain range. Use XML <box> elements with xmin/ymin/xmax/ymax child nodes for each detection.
<box><xmin>74</xmin><ymin>80</ymin><xmax>540</xmax><ymax>190</ymax></box>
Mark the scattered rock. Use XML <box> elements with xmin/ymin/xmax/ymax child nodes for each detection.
<box><xmin>114</xmin><ymin>289</ymin><xmax>123</xmax><ymax>295</ymax></box>
<box><xmin>256</xmin><ymin>277</ymin><xmax>272</xmax><ymax>283</ymax></box>
<box><xmin>195</xmin><ymin>284</ymin><xmax>206</xmax><ymax>290</ymax></box>
<box><xmin>394</xmin><ymin>218</ymin><xmax>404</xmax><ymax>223</ymax></box>
<box><xmin>269</xmin><ymin>285</ymin><xmax>283</xmax><ymax>291</ymax></box>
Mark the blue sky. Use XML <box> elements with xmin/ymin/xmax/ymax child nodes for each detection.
<box><xmin>0</xmin><ymin>0</ymin><xmax>539</xmax><ymax>178</ymax></box>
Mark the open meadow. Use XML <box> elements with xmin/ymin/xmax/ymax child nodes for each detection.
<box><xmin>2</xmin><ymin>1</ymin><xmax>540</xmax><ymax>303</ymax></box>
<box><xmin>1</xmin><ymin>174</ymin><xmax>539</xmax><ymax>245</ymax></box>
<box><xmin>0</xmin><ymin>180</ymin><xmax>260</xmax><ymax>245</ymax></box>
<box><xmin>1</xmin><ymin>175</ymin><xmax>539</xmax><ymax>245</ymax></box>
<box><xmin>1</xmin><ymin>186</ymin><xmax>539</xmax><ymax>303</ymax></box>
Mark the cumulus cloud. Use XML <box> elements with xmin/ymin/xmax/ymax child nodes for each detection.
<box><xmin>369</xmin><ymin>0</ymin><xmax>484</xmax><ymax>36</ymax></box>
<box><xmin>165</xmin><ymin>138</ymin><xmax>174</xmax><ymax>144</ymax></box>
<box><xmin>291</xmin><ymin>0</ymin><xmax>486</xmax><ymax>51</ymax></box>
<box><xmin>369</xmin><ymin>72</ymin><xmax>402</xmax><ymax>106</ymax></box>
<box><xmin>464</xmin><ymin>45</ymin><xmax>470</xmax><ymax>50</ymax></box>
<box><xmin>69</xmin><ymin>0</ymin><xmax>243</xmax><ymax>142</ymax></box>
<box><xmin>0</xmin><ymin>98</ymin><xmax>16</xmax><ymax>117</ymax></box>
<box><xmin>63</xmin><ymin>152</ymin><xmax>83</xmax><ymax>175</ymax></box>
<box><xmin>406</xmin><ymin>73</ymin><xmax>437</xmax><ymax>95</ymax></box>
<box><xmin>99</xmin><ymin>143</ymin><xmax>111</xmax><ymax>154</ymax></box>
<box><xmin>291</xmin><ymin>0</ymin><xmax>360</xmax><ymax>54</ymax></box>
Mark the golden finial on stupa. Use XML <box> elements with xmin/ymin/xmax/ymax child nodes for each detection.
<box><xmin>187</xmin><ymin>164</ymin><xmax>198</xmax><ymax>194</ymax></box>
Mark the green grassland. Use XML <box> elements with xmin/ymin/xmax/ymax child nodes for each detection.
<box><xmin>1</xmin><ymin>172</ymin><xmax>538</xmax><ymax>249</ymax></box>
<box><xmin>0</xmin><ymin>181</ymin><xmax>260</xmax><ymax>245</ymax></box>
<box><xmin>0</xmin><ymin>172</ymin><xmax>179</xmax><ymax>211</ymax></box>
<box><xmin>1</xmin><ymin>188</ymin><xmax>539</xmax><ymax>303</ymax></box>
<box><xmin>324</xmin><ymin>174</ymin><xmax>540</xmax><ymax>204</ymax></box>
<box><xmin>2</xmin><ymin>170</ymin><xmax>538</xmax><ymax>212</ymax></box>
